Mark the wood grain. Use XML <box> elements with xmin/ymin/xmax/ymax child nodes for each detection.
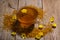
<box><xmin>0</xmin><ymin>0</ymin><xmax>60</xmax><ymax>40</ymax></box>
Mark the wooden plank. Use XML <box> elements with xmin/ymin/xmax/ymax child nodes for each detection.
<box><xmin>0</xmin><ymin>0</ymin><xmax>7</xmax><ymax>17</ymax></box>
<box><xmin>38</xmin><ymin>0</ymin><xmax>43</xmax><ymax>8</ymax></box>
<box><xmin>25</xmin><ymin>0</ymin><xmax>39</xmax><ymax>7</ymax></box>
<box><xmin>6</xmin><ymin>0</ymin><xmax>18</xmax><ymax>10</ymax></box>
<box><xmin>0</xmin><ymin>0</ymin><xmax>18</xmax><ymax>40</ymax></box>
<box><xmin>19</xmin><ymin>0</ymin><xmax>26</xmax><ymax>10</ymax></box>
<box><xmin>43</xmin><ymin>0</ymin><xmax>60</xmax><ymax>40</ymax></box>
<box><xmin>54</xmin><ymin>0</ymin><xmax>60</xmax><ymax>40</ymax></box>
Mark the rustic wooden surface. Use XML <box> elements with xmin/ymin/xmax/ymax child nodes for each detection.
<box><xmin>43</xmin><ymin>0</ymin><xmax>60</xmax><ymax>40</ymax></box>
<box><xmin>0</xmin><ymin>0</ymin><xmax>60</xmax><ymax>40</ymax></box>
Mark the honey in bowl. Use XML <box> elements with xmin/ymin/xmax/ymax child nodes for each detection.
<box><xmin>16</xmin><ymin>7</ymin><xmax>38</xmax><ymax>28</ymax></box>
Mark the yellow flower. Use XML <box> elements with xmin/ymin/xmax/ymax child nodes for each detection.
<box><xmin>21</xmin><ymin>9</ymin><xmax>27</xmax><ymax>13</ymax></box>
<box><xmin>11</xmin><ymin>32</ymin><xmax>16</xmax><ymax>36</ymax></box>
<box><xmin>38</xmin><ymin>24</ymin><xmax>44</xmax><ymax>29</ymax></box>
<box><xmin>21</xmin><ymin>33</ymin><xmax>26</xmax><ymax>39</ymax></box>
<box><xmin>39</xmin><ymin>32</ymin><xmax>44</xmax><ymax>37</ymax></box>
<box><xmin>35</xmin><ymin>32</ymin><xmax>43</xmax><ymax>40</ymax></box>
<box><xmin>12</xmin><ymin>14</ymin><xmax>17</xmax><ymax>20</ymax></box>
<box><xmin>52</xmin><ymin>23</ymin><xmax>57</xmax><ymax>28</ymax></box>
<box><xmin>35</xmin><ymin>35</ymin><xmax>40</xmax><ymax>39</ymax></box>
<box><xmin>50</xmin><ymin>16</ymin><xmax>54</xmax><ymax>22</ymax></box>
